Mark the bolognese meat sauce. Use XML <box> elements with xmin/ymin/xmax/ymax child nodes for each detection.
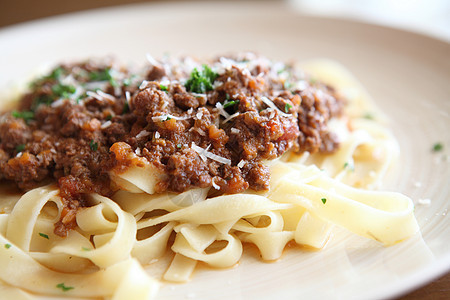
<box><xmin>0</xmin><ymin>53</ymin><xmax>344</xmax><ymax>236</ymax></box>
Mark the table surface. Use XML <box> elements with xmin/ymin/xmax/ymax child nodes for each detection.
<box><xmin>0</xmin><ymin>1</ymin><xmax>448</xmax><ymax>299</ymax></box>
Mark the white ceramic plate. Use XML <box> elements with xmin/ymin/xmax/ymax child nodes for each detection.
<box><xmin>0</xmin><ymin>2</ymin><xmax>449</xmax><ymax>299</ymax></box>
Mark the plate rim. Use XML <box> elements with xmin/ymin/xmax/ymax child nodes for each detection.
<box><xmin>0</xmin><ymin>2</ymin><xmax>449</xmax><ymax>299</ymax></box>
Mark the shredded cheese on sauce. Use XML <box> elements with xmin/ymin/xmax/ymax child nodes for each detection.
<box><xmin>191</xmin><ymin>143</ymin><xmax>231</xmax><ymax>165</ymax></box>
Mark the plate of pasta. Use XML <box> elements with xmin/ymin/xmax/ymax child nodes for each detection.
<box><xmin>0</xmin><ymin>2</ymin><xmax>449</xmax><ymax>300</ymax></box>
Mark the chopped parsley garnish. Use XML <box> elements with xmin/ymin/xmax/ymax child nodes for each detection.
<box><xmin>106</xmin><ymin>114</ymin><xmax>113</xmax><ymax>120</ymax></box>
<box><xmin>12</xmin><ymin>110</ymin><xmax>34</xmax><ymax>122</ymax></box>
<box><xmin>89</xmin><ymin>68</ymin><xmax>111</xmax><ymax>81</ymax></box>
<box><xmin>363</xmin><ymin>112</ymin><xmax>375</xmax><ymax>120</ymax></box>
<box><xmin>432</xmin><ymin>142</ymin><xmax>443</xmax><ymax>152</ymax></box>
<box><xmin>162</xmin><ymin>116</ymin><xmax>172</xmax><ymax>122</ymax></box>
<box><xmin>160</xmin><ymin>84</ymin><xmax>169</xmax><ymax>92</ymax></box>
<box><xmin>122</xmin><ymin>102</ymin><xmax>129</xmax><ymax>114</ymax></box>
<box><xmin>32</xmin><ymin>95</ymin><xmax>54</xmax><ymax>110</ymax></box>
<box><xmin>123</xmin><ymin>78</ymin><xmax>131</xmax><ymax>86</ymax></box>
<box><xmin>39</xmin><ymin>232</ymin><xmax>49</xmax><ymax>239</ymax></box>
<box><xmin>321</xmin><ymin>198</ymin><xmax>327</xmax><ymax>204</ymax></box>
<box><xmin>176</xmin><ymin>144</ymin><xmax>182</xmax><ymax>149</ymax></box>
<box><xmin>185</xmin><ymin>65</ymin><xmax>218</xmax><ymax>93</ymax></box>
<box><xmin>56</xmin><ymin>283</ymin><xmax>74</xmax><ymax>292</ymax></box>
<box><xmin>343</xmin><ymin>162</ymin><xmax>355</xmax><ymax>171</ymax></box>
<box><xmin>29</xmin><ymin>67</ymin><xmax>65</xmax><ymax>89</ymax></box>
<box><xmin>223</xmin><ymin>100</ymin><xmax>239</xmax><ymax>109</ymax></box>
<box><xmin>123</xmin><ymin>76</ymin><xmax>138</xmax><ymax>87</ymax></box>
<box><xmin>4</xmin><ymin>243</ymin><xmax>11</xmax><ymax>249</ymax></box>
<box><xmin>15</xmin><ymin>144</ymin><xmax>26</xmax><ymax>152</ymax></box>
<box><xmin>89</xmin><ymin>68</ymin><xmax>118</xmax><ymax>87</ymax></box>
<box><xmin>46</xmin><ymin>67</ymin><xmax>64</xmax><ymax>80</ymax></box>
<box><xmin>89</xmin><ymin>140</ymin><xmax>98</xmax><ymax>151</ymax></box>
<box><xmin>284</xmin><ymin>103</ymin><xmax>292</xmax><ymax>113</ymax></box>
<box><xmin>51</xmin><ymin>83</ymin><xmax>76</xmax><ymax>99</ymax></box>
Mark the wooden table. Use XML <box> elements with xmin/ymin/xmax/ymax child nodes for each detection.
<box><xmin>0</xmin><ymin>1</ymin><xmax>448</xmax><ymax>299</ymax></box>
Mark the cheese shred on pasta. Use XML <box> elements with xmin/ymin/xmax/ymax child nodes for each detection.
<box><xmin>0</xmin><ymin>58</ymin><xmax>418</xmax><ymax>299</ymax></box>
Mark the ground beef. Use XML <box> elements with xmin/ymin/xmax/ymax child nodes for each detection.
<box><xmin>0</xmin><ymin>53</ymin><xmax>344</xmax><ymax>236</ymax></box>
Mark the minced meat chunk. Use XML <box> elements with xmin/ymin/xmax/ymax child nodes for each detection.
<box><xmin>0</xmin><ymin>53</ymin><xmax>344</xmax><ymax>236</ymax></box>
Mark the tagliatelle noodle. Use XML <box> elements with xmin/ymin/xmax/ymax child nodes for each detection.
<box><xmin>0</xmin><ymin>186</ymin><xmax>159</xmax><ymax>298</ymax></box>
<box><xmin>267</xmin><ymin>162</ymin><xmax>418</xmax><ymax>245</ymax></box>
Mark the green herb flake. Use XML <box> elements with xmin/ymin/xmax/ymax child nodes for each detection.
<box><xmin>321</xmin><ymin>198</ymin><xmax>327</xmax><ymax>204</ymax></box>
<box><xmin>160</xmin><ymin>84</ymin><xmax>169</xmax><ymax>92</ymax></box>
<box><xmin>284</xmin><ymin>103</ymin><xmax>292</xmax><ymax>113</ymax></box>
<box><xmin>89</xmin><ymin>68</ymin><xmax>112</xmax><ymax>82</ymax></box>
<box><xmin>51</xmin><ymin>83</ymin><xmax>76</xmax><ymax>99</ymax></box>
<box><xmin>12</xmin><ymin>110</ymin><xmax>34</xmax><ymax>121</ymax></box>
<box><xmin>110</xmin><ymin>78</ymin><xmax>119</xmax><ymax>87</ymax></box>
<box><xmin>176</xmin><ymin>144</ymin><xmax>182</xmax><ymax>149</ymax></box>
<box><xmin>277</xmin><ymin>68</ymin><xmax>286</xmax><ymax>74</ymax></box>
<box><xmin>343</xmin><ymin>162</ymin><xmax>355</xmax><ymax>172</ymax></box>
<box><xmin>122</xmin><ymin>102</ymin><xmax>130</xmax><ymax>114</ymax></box>
<box><xmin>185</xmin><ymin>65</ymin><xmax>218</xmax><ymax>93</ymax></box>
<box><xmin>15</xmin><ymin>144</ymin><xmax>26</xmax><ymax>152</ymax></box>
<box><xmin>32</xmin><ymin>95</ymin><xmax>54</xmax><ymax>110</ymax></box>
<box><xmin>89</xmin><ymin>140</ymin><xmax>98</xmax><ymax>152</ymax></box>
<box><xmin>39</xmin><ymin>232</ymin><xmax>49</xmax><ymax>239</ymax></box>
<box><xmin>223</xmin><ymin>100</ymin><xmax>239</xmax><ymax>109</ymax></box>
<box><xmin>56</xmin><ymin>283</ymin><xmax>74</xmax><ymax>292</ymax></box>
<box><xmin>106</xmin><ymin>114</ymin><xmax>113</xmax><ymax>121</ymax></box>
<box><xmin>363</xmin><ymin>112</ymin><xmax>375</xmax><ymax>120</ymax></box>
<box><xmin>4</xmin><ymin>243</ymin><xmax>11</xmax><ymax>249</ymax></box>
<box><xmin>123</xmin><ymin>77</ymin><xmax>134</xmax><ymax>87</ymax></box>
<box><xmin>46</xmin><ymin>67</ymin><xmax>64</xmax><ymax>80</ymax></box>
<box><xmin>432</xmin><ymin>142</ymin><xmax>443</xmax><ymax>152</ymax></box>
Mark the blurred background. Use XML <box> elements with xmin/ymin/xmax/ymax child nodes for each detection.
<box><xmin>1</xmin><ymin>0</ymin><xmax>449</xmax><ymax>41</ymax></box>
<box><xmin>0</xmin><ymin>0</ymin><xmax>448</xmax><ymax>299</ymax></box>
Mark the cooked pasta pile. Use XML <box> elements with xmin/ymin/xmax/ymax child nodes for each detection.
<box><xmin>0</xmin><ymin>56</ymin><xmax>418</xmax><ymax>299</ymax></box>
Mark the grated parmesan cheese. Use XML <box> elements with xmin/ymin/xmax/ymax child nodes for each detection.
<box><xmin>136</xmin><ymin>130</ymin><xmax>151</xmax><ymax>139</ymax></box>
<box><xmin>191</xmin><ymin>127</ymin><xmax>206</xmax><ymax>136</ymax></box>
<box><xmin>260</xmin><ymin>96</ymin><xmax>292</xmax><ymax>117</ymax></box>
<box><xmin>135</xmin><ymin>147</ymin><xmax>142</xmax><ymax>156</ymax></box>
<box><xmin>215</xmin><ymin>102</ymin><xmax>230</xmax><ymax>118</ymax></box>
<box><xmin>196</xmin><ymin>111</ymin><xmax>203</xmax><ymax>119</ymax></box>
<box><xmin>86</xmin><ymin>91</ymin><xmax>104</xmax><ymax>101</ymax></box>
<box><xmin>139</xmin><ymin>80</ymin><xmax>150</xmax><ymax>90</ymax></box>
<box><xmin>230</xmin><ymin>128</ymin><xmax>240</xmax><ymax>134</ymax></box>
<box><xmin>146</xmin><ymin>53</ymin><xmax>160</xmax><ymax>67</ymax></box>
<box><xmin>101</xmin><ymin>120</ymin><xmax>112</xmax><ymax>129</ymax></box>
<box><xmin>51</xmin><ymin>98</ymin><xmax>66</xmax><ymax>108</ymax></box>
<box><xmin>151</xmin><ymin>114</ymin><xmax>191</xmax><ymax>122</ymax></box>
<box><xmin>211</xmin><ymin>178</ymin><xmax>220</xmax><ymax>190</ymax></box>
<box><xmin>191</xmin><ymin>143</ymin><xmax>231</xmax><ymax>165</ymax></box>
<box><xmin>125</xmin><ymin>91</ymin><xmax>131</xmax><ymax>104</ymax></box>
<box><xmin>237</xmin><ymin>160</ymin><xmax>246</xmax><ymax>168</ymax></box>
<box><xmin>96</xmin><ymin>90</ymin><xmax>115</xmax><ymax>101</ymax></box>
<box><xmin>222</xmin><ymin>112</ymin><xmax>240</xmax><ymax>124</ymax></box>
